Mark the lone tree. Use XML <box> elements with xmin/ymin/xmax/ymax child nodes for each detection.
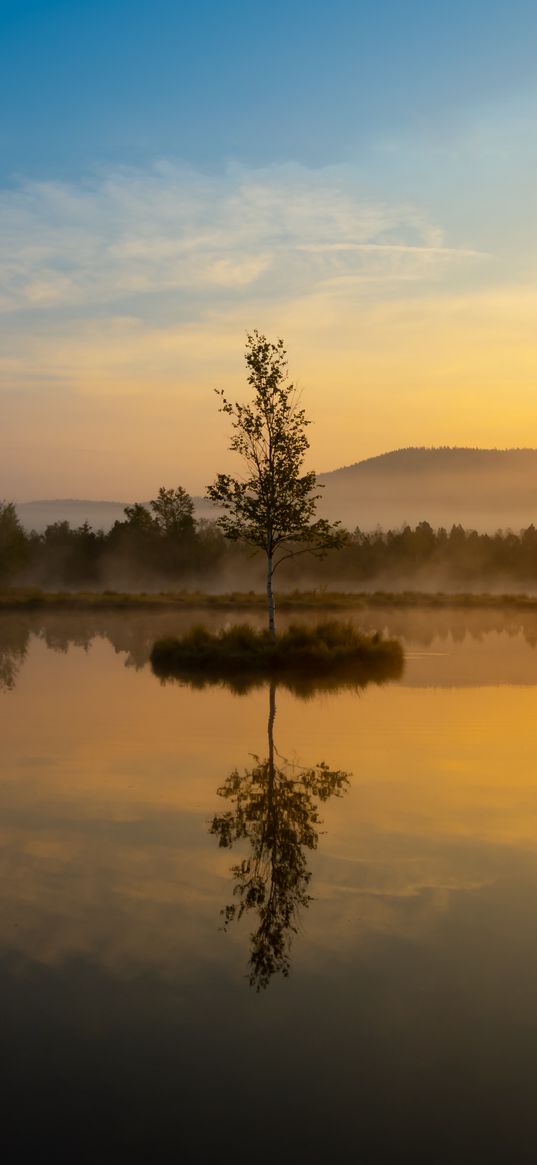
<box><xmin>207</xmin><ymin>332</ymin><xmax>345</xmax><ymax>636</ymax></box>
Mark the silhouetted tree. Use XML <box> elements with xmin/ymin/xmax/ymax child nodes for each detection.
<box><xmin>207</xmin><ymin>332</ymin><xmax>345</xmax><ymax>636</ymax></box>
<box><xmin>210</xmin><ymin>681</ymin><xmax>349</xmax><ymax>988</ymax></box>
<box><xmin>0</xmin><ymin>502</ymin><xmax>29</xmax><ymax>583</ymax></box>
<box><xmin>38</xmin><ymin>520</ymin><xmax>105</xmax><ymax>585</ymax></box>
<box><xmin>150</xmin><ymin>486</ymin><xmax>196</xmax><ymax>575</ymax></box>
<box><xmin>106</xmin><ymin>502</ymin><xmax>159</xmax><ymax>581</ymax></box>
<box><xmin>150</xmin><ymin>486</ymin><xmax>195</xmax><ymax>539</ymax></box>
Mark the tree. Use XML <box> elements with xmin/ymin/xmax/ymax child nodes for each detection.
<box><xmin>122</xmin><ymin>502</ymin><xmax>155</xmax><ymax>533</ymax></box>
<box><xmin>207</xmin><ymin>332</ymin><xmax>346</xmax><ymax>636</ymax></box>
<box><xmin>150</xmin><ymin>486</ymin><xmax>195</xmax><ymax>539</ymax></box>
<box><xmin>40</xmin><ymin>519</ymin><xmax>105</xmax><ymax>585</ymax></box>
<box><xmin>0</xmin><ymin>501</ymin><xmax>29</xmax><ymax>583</ymax></box>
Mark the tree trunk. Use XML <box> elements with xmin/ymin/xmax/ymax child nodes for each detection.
<box><xmin>266</xmin><ymin>554</ymin><xmax>276</xmax><ymax>638</ymax></box>
<box><xmin>267</xmin><ymin>679</ymin><xmax>276</xmax><ymax>769</ymax></box>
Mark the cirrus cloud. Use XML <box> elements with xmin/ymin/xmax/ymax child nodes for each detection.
<box><xmin>0</xmin><ymin>160</ymin><xmax>485</xmax><ymax>317</ymax></box>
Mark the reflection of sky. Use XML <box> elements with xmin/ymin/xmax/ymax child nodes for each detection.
<box><xmin>2</xmin><ymin>623</ymin><xmax>537</xmax><ymax>978</ymax></box>
<box><xmin>4</xmin><ymin>620</ymin><xmax>537</xmax><ymax>1154</ymax></box>
<box><xmin>2</xmin><ymin>2</ymin><xmax>537</xmax><ymax>496</ymax></box>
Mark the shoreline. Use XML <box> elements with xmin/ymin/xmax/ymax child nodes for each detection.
<box><xmin>3</xmin><ymin>588</ymin><xmax>537</xmax><ymax>612</ymax></box>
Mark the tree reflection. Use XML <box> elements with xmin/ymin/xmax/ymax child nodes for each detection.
<box><xmin>210</xmin><ymin>682</ymin><xmax>349</xmax><ymax>989</ymax></box>
<box><xmin>0</xmin><ymin>617</ymin><xmax>30</xmax><ymax>691</ymax></box>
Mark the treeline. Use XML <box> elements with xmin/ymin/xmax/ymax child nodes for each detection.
<box><xmin>0</xmin><ymin>488</ymin><xmax>242</xmax><ymax>588</ymax></box>
<box><xmin>326</xmin><ymin>521</ymin><xmax>537</xmax><ymax>586</ymax></box>
<box><xmin>3</xmin><ymin>492</ymin><xmax>537</xmax><ymax>589</ymax></box>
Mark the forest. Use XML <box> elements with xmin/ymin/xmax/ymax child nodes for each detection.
<box><xmin>3</xmin><ymin>487</ymin><xmax>537</xmax><ymax>591</ymax></box>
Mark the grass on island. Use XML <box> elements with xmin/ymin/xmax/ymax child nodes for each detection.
<box><xmin>150</xmin><ymin>620</ymin><xmax>404</xmax><ymax>694</ymax></box>
<box><xmin>3</xmin><ymin>586</ymin><xmax>537</xmax><ymax>611</ymax></box>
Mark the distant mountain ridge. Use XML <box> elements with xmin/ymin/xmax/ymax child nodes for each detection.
<box><xmin>14</xmin><ymin>447</ymin><xmax>537</xmax><ymax>533</ymax></box>
<box><xmin>16</xmin><ymin>498</ymin><xmax>135</xmax><ymax>534</ymax></box>
<box><xmin>317</xmin><ymin>447</ymin><xmax>537</xmax><ymax>531</ymax></box>
<box><xmin>15</xmin><ymin>496</ymin><xmax>214</xmax><ymax>533</ymax></box>
<box><xmin>328</xmin><ymin>446</ymin><xmax>537</xmax><ymax>474</ymax></box>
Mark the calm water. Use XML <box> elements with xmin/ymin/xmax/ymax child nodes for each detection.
<box><xmin>2</xmin><ymin>607</ymin><xmax>537</xmax><ymax>1161</ymax></box>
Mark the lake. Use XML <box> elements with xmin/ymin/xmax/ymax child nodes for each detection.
<box><xmin>2</xmin><ymin>606</ymin><xmax>537</xmax><ymax>1161</ymax></box>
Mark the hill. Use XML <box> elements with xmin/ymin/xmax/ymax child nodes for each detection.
<box><xmin>15</xmin><ymin>499</ymin><xmax>130</xmax><ymax>533</ymax></box>
<box><xmin>317</xmin><ymin>447</ymin><xmax>537</xmax><ymax>531</ymax></box>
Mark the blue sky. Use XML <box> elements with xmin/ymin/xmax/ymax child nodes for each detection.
<box><xmin>2</xmin><ymin>0</ymin><xmax>536</xmax><ymax>179</ymax></box>
<box><xmin>2</xmin><ymin>0</ymin><xmax>537</xmax><ymax>498</ymax></box>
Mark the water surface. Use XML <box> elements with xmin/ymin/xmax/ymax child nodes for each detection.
<box><xmin>2</xmin><ymin>608</ymin><xmax>537</xmax><ymax>1161</ymax></box>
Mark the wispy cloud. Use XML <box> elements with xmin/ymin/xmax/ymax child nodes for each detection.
<box><xmin>297</xmin><ymin>242</ymin><xmax>485</xmax><ymax>257</ymax></box>
<box><xmin>0</xmin><ymin>161</ymin><xmax>485</xmax><ymax>317</ymax></box>
<box><xmin>0</xmin><ymin>160</ymin><xmax>503</xmax><ymax>498</ymax></box>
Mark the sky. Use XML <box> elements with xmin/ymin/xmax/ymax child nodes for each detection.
<box><xmin>2</xmin><ymin>0</ymin><xmax>537</xmax><ymax>499</ymax></box>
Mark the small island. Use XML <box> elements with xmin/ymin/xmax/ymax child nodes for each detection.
<box><xmin>150</xmin><ymin>620</ymin><xmax>403</xmax><ymax>691</ymax></box>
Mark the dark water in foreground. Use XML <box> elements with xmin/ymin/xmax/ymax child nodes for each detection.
<box><xmin>2</xmin><ymin>608</ymin><xmax>537</xmax><ymax>1161</ymax></box>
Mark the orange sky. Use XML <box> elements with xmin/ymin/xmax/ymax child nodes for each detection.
<box><xmin>4</xmin><ymin>278</ymin><xmax>537</xmax><ymax>500</ymax></box>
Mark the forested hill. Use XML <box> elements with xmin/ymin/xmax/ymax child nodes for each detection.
<box><xmin>317</xmin><ymin>447</ymin><xmax>537</xmax><ymax>531</ymax></box>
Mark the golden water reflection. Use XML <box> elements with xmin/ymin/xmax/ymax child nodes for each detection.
<box><xmin>1</xmin><ymin>610</ymin><xmax>537</xmax><ymax>978</ymax></box>
<box><xmin>3</xmin><ymin>611</ymin><xmax>537</xmax><ymax>1155</ymax></box>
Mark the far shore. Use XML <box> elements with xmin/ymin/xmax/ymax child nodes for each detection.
<box><xmin>3</xmin><ymin>588</ymin><xmax>537</xmax><ymax>612</ymax></box>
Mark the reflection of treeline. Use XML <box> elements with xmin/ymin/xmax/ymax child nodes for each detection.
<box><xmin>357</xmin><ymin>607</ymin><xmax>537</xmax><ymax>648</ymax></box>
<box><xmin>0</xmin><ymin>616</ymin><xmax>30</xmax><ymax>690</ymax></box>
<box><xmin>0</xmin><ymin>611</ymin><xmax>195</xmax><ymax>686</ymax></box>
<box><xmin>5</xmin><ymin>492</ymin><xmax>537</xmax><ymax>589</ymax></box>
<box><xmin>3</xmin><ymin>601</ymin><xmax>535</xmax><ymax>689</ymax></box>
<box><xmin>3</xmin><ymin>607</ymin><xmax>537</xmax><ymax>694</ymax></box>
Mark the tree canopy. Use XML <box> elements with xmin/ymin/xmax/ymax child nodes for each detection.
<box><xmin>207</xmin><ymin>331</ymin><xmax>345</xmax><ymax>634</ymax></box>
